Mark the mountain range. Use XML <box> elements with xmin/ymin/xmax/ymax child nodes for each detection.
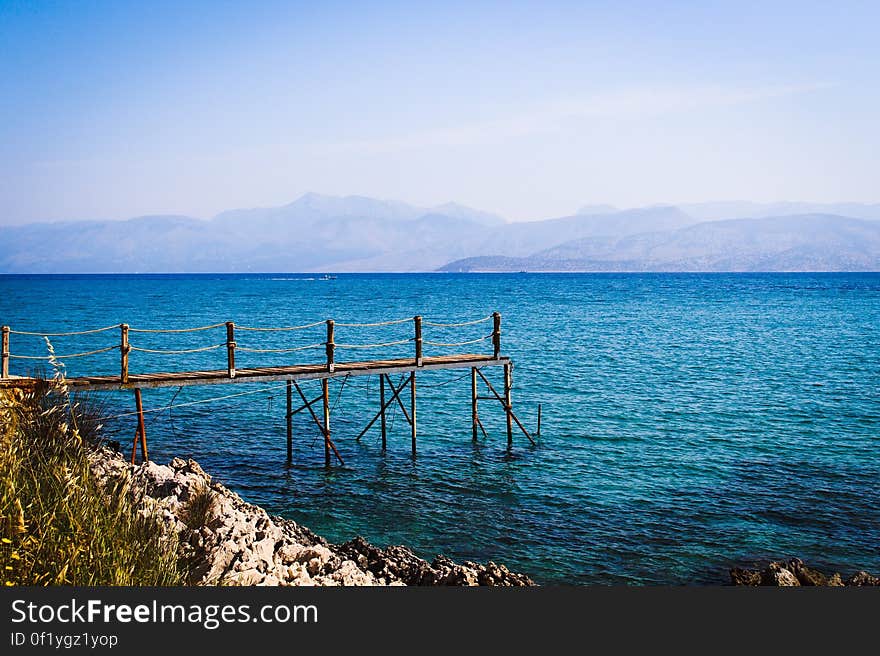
<box><xmin>1</xmin><ymin>194</ymin><xmax>879</xmax><ymax>273</ymax></box>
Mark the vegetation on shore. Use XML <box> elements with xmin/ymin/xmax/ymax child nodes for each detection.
<box><xmin>0</xmin><ymin>365</ymin><xmax>183</xmax><ymax>586</ymax></box>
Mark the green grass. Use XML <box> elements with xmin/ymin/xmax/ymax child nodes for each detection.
<box><xmin>0</xmin><ymin>380</ymin><xmax>185</xmax><ymax>586</ymax></box>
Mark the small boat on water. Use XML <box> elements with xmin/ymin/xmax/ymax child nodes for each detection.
<box><xmin>319</xmin><ymin>274</ymin><xmax>337</xmax><ymax>280</ymax></box>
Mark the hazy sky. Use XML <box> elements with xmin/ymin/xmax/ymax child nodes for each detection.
<box><xmin>1</xmin><ymin>1</ymin><xmax>878</xmax><ymax>224</ymax></box>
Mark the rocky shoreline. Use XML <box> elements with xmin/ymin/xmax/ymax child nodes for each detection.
<box><xmin>730</xmin><ymin>558</ymin><xmax>879</xmax><ymax>587</ymax></box>
<box><xmin>88</xmin><ymin>446</ymin><xmax>533</xmax><ymax>586</ymax></box>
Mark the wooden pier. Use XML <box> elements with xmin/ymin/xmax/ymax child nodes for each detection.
<box><xmin>0</xmin><ymin>313</ymin><xmax>535</xmax><ymax>466</ymax></box>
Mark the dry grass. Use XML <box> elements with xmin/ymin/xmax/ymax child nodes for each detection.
<box><xmin>0</xmin><ymin>370</ymin><xmax>184</xmax><ymax>586</ymax></box>
<box><xmin>181</xmin><ymin>481</ymin><xmax>216</xmax><ymax>530</ymax></box>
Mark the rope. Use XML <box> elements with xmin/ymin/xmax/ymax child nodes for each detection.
<box><xmin>423</xmin><ymin>315</ymin><xmax>493</xmax><ymax>328</ymax></box>
<box><xmin>335</xmin><ymin>317</ymin><xmax>412</xmax><ymax>327</ymax></box>
<box><xmin>128</xmin><ymin>322</ymin><xmax>226</xmax><ymax>334</ymax></box>
<box><xmin>236</xmin><ymin>320</ymin><xmax>326</xmax><ymax>332</ymax></box>
<box><xmin>423</xmin><ymin>333</ymin><xmax>493</xmax><ymax>348</ymax></box>
<box><xmin>236</xmin><ymin>343</ymin><xmax>324</xmax><ymax>354</ymax></box>
<box><xmin>9</xmin><ymin>324</ymin><xmax>120</xmax><ymax>337</ymax></box>
<box><xmin>335</xmin><ymin>338</ymin><xmax>413</xmax><ymax>350</ymax></box>
<box><xmin>9</xmin><ymin>345</ymin><xmax>118</xmax><ymax>360</ymax></box>
<box><xmin>129</xmin><ymin>343</ymin><xmax>226</xmax><ymax>355</ymax></box>
<box><xmin>97</xmin><ymin>382</ymin><xmax>290</xmax><ymax>422</ymax></box>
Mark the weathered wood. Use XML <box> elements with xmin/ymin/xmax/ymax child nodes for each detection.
<box><xmin>120</xmin><ymin>324</ymin><xmax>129</xmax><ymax>384</ymax></box>
<box><xmin>286</xmin><ymin>380</ymin><xmax>293</xmax><ymax>463</ymax></box>
<box><xmin>289</xmin><ymin>394</ymin><xmax>323</xmax><ymax>417</ymax></box>
<box><xmin>326</xmin><ymin>320</ymin><xmax>335</xmax><ymax>373</ymax></box>
<box><xmin>475</xmin><ymin>368</ymin><xmax>536</xmax><ymax>446</ymax></box>
<box><xmin>1</xmin><ymin>354</ymin><xmax>510</xmax><ymax>392</ymax></box>
<box><xmin>410</xmin><ymin>371</ymin><xmax>417</xmax><ymax>455</ymax></box>
<box><xmin>131</xmin><ymin>388</ymin><xmax>148</xmax><ymax>464</ymax></box>
<box><xmin>379</xmin><ymin>374</ymin><xmax>387</xmax><ymax>450</ymax></box>
<box><xmin>226</xmin><ymin>322</ymin><xmax>236</xmax><ymax>378</ymax></box>
<box><xmin>476</xmin><ymin>416</ymin><xmax>490</xmax><ymax>441</ymax></box>
<box><xmin>537</xmin><ymin>403</ymin><xmax>542</xmax><ymax>438</ymax></box>
<box><xmin>293</xmin><ymin>381</ymin><xmax>344</xmax><ymax>466</ymax></box>
<box><xmin>414</xmin><ymin>315</ymin><xmax>423</xmax><ymax>366</ymax></box>
<box><xmin>493</xmin><ymin>312</ymin><xmax>501</xmax><ymax>359</ymax></box>
<box><xmin>1</xmin><ymin>326</ymin><xmax>9</xmax><ymax>378</ymax></box>
<box><xmin>504</xmin><ymin>363</ymin><xmax>512</xmax><ymax>450</ymax></box>
<box><xmin>355</xmin><ymin>375</ymin><xmax>410</xmax><ymax>442</ymax></box>
<box><xmin>383</xmin><ymin>373</ymin><xmax>412</xmax><ymax>425</ymax></box>
<box><xmin>471</xmin><ymin>367</ymin><xmax>478</xmax><ymax>442</ymax></box>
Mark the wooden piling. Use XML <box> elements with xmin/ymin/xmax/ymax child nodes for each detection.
<box><xmin>326</xmin><ymin>320</ymin><xmax>335</xmax><ymax>373</ymax></box>
<box><xmin>322</xmin><ymin>378</ymin><xmax>331</xmax><ymax>467</ymax></box>
<box><xmin>131</xmin><ymin>388</ymin><xmax>148</xmax><ymax>464</ymax></box>
<box><xmin>119</xmin><ymin>324</ymin><xmax>129</xmax><ymax>384</ymax></box>
<box><xmin>414</xmin><ymin>315</ymin><xmax>423</xmax><ymax>366</ymax></box>
<box><xmin>471</xmin><ymin>367</ymin><xmax>478</xmax><ymax>441</ymax></box>
<box><xmin>504</xmin><ymin>363</ymin><xmax>513</xmax><ymax>450</ymax></box>
<box><xmin>493</xmin><ymin>312</ymin><xmax>501</xmax><ymax>359</ymax></box>
<box><xmin>379</xmin><ymin>374</ymin><xmax>387</xmax><ymax>450</ymax></box>
<box><xmin>286</xmin><ymin>380</ymin><xmax>293</xmax><ymax>463</ymax></box>
<box><xmin>537</xmin><ymin>403</ymin><xmax>542</xmax><ymax>438</ymax></box>
<box><xmin>226</xmin><ymin>321</ymin><xmax>236</xmax><ymax>378</ymax></box>
<box><xmin>1</xmin><ymin>326</ymin><xmax>9</xmax><ymax>379</ymax></box>
<box><xmin>410</xmin><ymin>372</ymin><xmax>417</xmax><ymax>455</ymax></box>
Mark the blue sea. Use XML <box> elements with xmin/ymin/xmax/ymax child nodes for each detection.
<box><xmin>1</xmin><ymin>273</ymin><xmax>878</xmax><ymax>584</ymax></box>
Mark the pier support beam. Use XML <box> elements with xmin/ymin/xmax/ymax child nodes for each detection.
<box><xmin>410</xmin><ymin>372</ymin><xmax>417</xmax><ymax>455</ymax></box>
<box><xmin>379</xmin><ymin>375</ymin><xmax>387</xmax><ymax>451</ymax></box>
<box><xmin>131</xmin><ymin>388</ymin><xmax>148</xmax><ymax>464</ymax></box>
<box><xmin>286</xmin><ymin>380</ymin><xmax>293</xmax><ymax>463</ymax></box>
<box><xmin>504</xmin><ymin>363</ymin><xmax>513</xmax><ymax>450</ymax></box>
<box><xmin>471</xmin><ymin>367</ymin><xmax>478</xmax><ymax>442</ymax></box>
<box><xmin>322</xmin><ymin>378</ymin><xmax>331</xmax><ymax>467</ymax></box>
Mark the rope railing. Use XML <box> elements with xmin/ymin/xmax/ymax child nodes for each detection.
<box><xmin>128</xmin><ymin>322</ymin><xmax>227</xmax><ymax>334</ymax></box>
<box><xmin>423</xmin><ymin>333</ymin><xmax>494</xmax><ymax>348</ymax></box>
<box><xmin>0</xmin><ymin>312</ymin><xmax>504</xmax><ymax>381</ymax></box>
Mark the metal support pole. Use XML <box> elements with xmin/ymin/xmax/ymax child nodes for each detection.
<box><xmin>410</xmin><ymin>372</ymin><xmax>417</xmax><ymax>455</ymax></box>
<box><xmin>471</xmin><ymin>367</ymin><xmax>478</xmax><ymax>442</ymax></box>
<box><xmin>286</xmin><ymin>380</ymin><xmax>293</xmax><ymax>463</ymax></box>
<box><xmin>322</xmin><ymin>378</ymin><xmax>331</xmax><ymax>467</ymax></box>
<box><xmin>504</xmin><ymin>363</ymin><xmax>513</xmax><ymax>450</ymax></box>
<box><xmin>132</xmin><ymin>388</ymin><xmax>148</xmax><ymax>464</ymax></box>
<box><xmin>380</xmin><ymin>374</ymin><xmax>387</xmax><ymax>451</ymax></box>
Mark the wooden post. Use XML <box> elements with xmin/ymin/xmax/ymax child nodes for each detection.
<box><xmin>1</xmin><ymin>326</ymin><xmax>9</xmax><ymax>379</ymax></box>
<box><xmin>131</xmin><ymin>388</ymin><xmax>148</xmax><ymax>464</ymax></box>
<box><xmin>537</xmin><ymin>403</ymin><xmax>542</xmax><ymax>439</ymax></box>
<box><xmin>286</xmin><ymin>380</ymin><xmax>293</xmax><ymax>463</ymax></box>
<box><xmin>379</xmin><ymin>374</ymin><xmax>387</xmax><ymax>451</ymax></box>
<box><xmin>410</xmin><ymin>372</ymin><xmax>417</xmax><ymax>455</ymax></box>
<box><xmin>326</xmin><ymin>320</ymin><xmax>335</xmax><ymax>373</ymax></box>
<box><xmin>226</xmin><ymin>322</ymin><xmax>236</xmax><ymax>378</ymax></box>
<box><xmin>471</xmin><ymin>367</ymin><xmax>478</xmax><ymax>442</ymax></box>
<box><xmin>504</xmin><ymin>363</ymin><xmax>513</xmax><ymax>450</ymax></box>
<box><xmin>322</xmin><ymin>378</ymin><xmax>331</xmax><ymax>467</ymax></box>
<box><xmin>414</xmin><ymin>315</ymin><xmax>423</xmax><ymax>366</ymax></box>
<box><xmin>493</xmin><ymin>312</ymin><xmax>501</xmax><ymax>359</ymax></box>
<box><xmin>119</xmin><ymin>324</ymin><xmax>129</xmax><ymax>384</ymax></box>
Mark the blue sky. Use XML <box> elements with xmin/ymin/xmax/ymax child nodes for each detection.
<box><xmin>1</xmin><ymin>0</ymin><xmax>878</xmax><ymax>223</ymax></box>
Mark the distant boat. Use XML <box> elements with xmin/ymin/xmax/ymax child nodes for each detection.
<box><xmin>319</xmin><ymin>274</ymin><xmax>337</xmax><ymax>280</ymax></box>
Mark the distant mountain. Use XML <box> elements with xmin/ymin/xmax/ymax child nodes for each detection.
<box><xmin>2</xmin><ymin>195</ymin><xmax>878</xmax><ymax>273</ymax></box>
<box><xmin>439</xmin><ymin>214</ymin><xmax>880</xmax><ymax>272</ymax></box>
<box><xmin>679</xmin><ymin>201</ymin><xmax>880</xmax><ymax>222</ymax></box>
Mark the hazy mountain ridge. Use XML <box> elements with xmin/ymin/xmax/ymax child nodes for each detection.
<box><xmin>440</xmin><ymin>214</ymin><xmax>880</xmax><ymax>272</ymax></box>
<box><xmin>1</xmin><ymin>195</ymin><xmax>879</xmax><ymax>273</ymax></box>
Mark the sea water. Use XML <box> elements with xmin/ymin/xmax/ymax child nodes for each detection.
<box><xmin>1</xmin><ymin>272</ymin><xmax>877</xmax><ymax>584</ymax></box>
